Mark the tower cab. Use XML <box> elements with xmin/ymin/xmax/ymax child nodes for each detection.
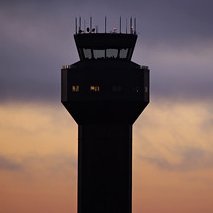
<box><xmin>75</xmin><ymin>33</ymin><xmax>136</xmax><ymax>60</ymax></box>
<box><xmin>61</xmin><ymin>18</ymin><xmax>149</xmax><ymax>124</ymax></box>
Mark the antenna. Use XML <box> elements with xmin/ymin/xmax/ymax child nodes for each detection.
<box><xmin>75</xmin><ymin>17</ymin><xmax>77</xmax><ymax>34</ymax></box>
<box><xmin>126</xmin><ymin>18</ymin><xmax>127</xmax><ymax>34</ymax></box>
<box><xmin>79</xmin><ymin>17</ymin><xmax>82</xmax><ymax>33</ymax></box>
<box><xmin>75</xmin><ymin>16</ymin><xmax>138</xmax><ymax>34</ymax></box>
<box><xmin>105</xmin><ymin>16</ymin><xmax>107</xmax><ymax>33</ymax></box>
<box><xmin>120</xmin><ymin>16</ymin><xmax>122</xmax><ymax>33</ymax></box>
<box><xmin>130</xmin><ymin>17</ymin><xmax>132</xmax><ymax>34</ymax></box>
<box><xmin>84</xmin><ymin>19</ymin><xmax>86</xmax><ymax>32</ymax></box>
<box><xmin>90</xmin><ymin>17</ymin><xmax>92</xmax><ymax>32</ymax></box>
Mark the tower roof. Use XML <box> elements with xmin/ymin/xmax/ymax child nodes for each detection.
<box><xmin>74</xmin><ymin>17</ymin><xmax>138</xmax><ymax>61</ymax></box>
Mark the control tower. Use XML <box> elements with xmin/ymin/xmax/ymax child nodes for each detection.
<box><xmin>61</xmin><ymin>17</ymin><xmax>149</xmax><ymax>213</ymax></box>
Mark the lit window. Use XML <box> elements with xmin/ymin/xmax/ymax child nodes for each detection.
<box><xmin>72</xmin><ymin>85</ymin><xmax>79</xmax><ymax>92</ymax></box>
<box><xmin>90</xmin><ymin>85</ymin><xmax>100</xmax><ymax>92</ymax></box>
<box><xmin>83</xmin><ymin>49</ymin><xmax>92</xmax><ymax>59</ymax></box>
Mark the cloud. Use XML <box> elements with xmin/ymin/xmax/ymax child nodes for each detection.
<box><xmin>16</xmin><ymin>153</ymin><xmax>77</xmax><ymax>181</ymax></box>
<box><xmin>199</xmin><ymin>105</ymin><xmax>213</xmax><ymax>132</ymax></box>
<box><xmin>0</xmin><ymin>0</ymin><xmax>213</xmax><ymax>103</ymax></box>
<box><xmin>0</xmin><ymin>152</ymin><xmax>77</xmax><ymax>180</ymax></box>
<box><xmin>145</xmin><ymin>45</ymin><xmax>213</xmax><ymax>101</ymax></box>
<box><xmin>0</xmin><ymin>155</ymin><xmax>23</xmax><ymax>171</ymax></box>
<box><xmin>135</xmin><ymin>101</ymin><xmax>213</xmax><ymax>172</ymax></box>
<box><xmin>142</xmin><ymin>147</ymin><xmax>213</xmax><ymax>172</ymax></box>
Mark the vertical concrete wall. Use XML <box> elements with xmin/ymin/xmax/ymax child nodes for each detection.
<box><xmin>78</xmin><ymin>124</ymin><xmax>132</xmax><ymax>213</ymax></box>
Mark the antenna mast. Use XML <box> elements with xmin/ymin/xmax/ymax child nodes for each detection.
<box><xmin>105</xmin><ymin>16</ymin><xmax>107</xmax><ymax>33</ymax></box>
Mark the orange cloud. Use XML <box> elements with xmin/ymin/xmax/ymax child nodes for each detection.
<box><xmin>0</xmin><ymin>101</ymin><xmax>213</xmax><ymax>213</ymax></box>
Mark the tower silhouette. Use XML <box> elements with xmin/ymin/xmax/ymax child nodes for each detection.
<box><xmin>61</xmin><ymin>17</ymin><xmax>149</xmax><ymax>213</ymax></box>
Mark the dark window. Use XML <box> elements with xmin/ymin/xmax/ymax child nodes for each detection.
<box><xmin>119</xmin><ymin>48</ymin><xmax>128</xmax><ymax>59</ymax></box>
<box><xmin>112</xmin><ymin>86</ymin><xmax>122</xmax><ymax>92</ymax></box>
<box><xmin>83</xmin><ymin>49</ymin><xmax>92</xmax><ymax>59</ymax></box>
<box><xmin>93</xmin><ymin>49</ymin><xmax>105</xmax><ymax>59</ymax></box>
<box><xmin>106</xmin><ymin>49</ymin><xmax>118</xmax><ymax>58</ymax></box>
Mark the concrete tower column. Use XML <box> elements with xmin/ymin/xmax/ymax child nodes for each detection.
<box><xmin>78</xmin><ymin>124</ymin><xmax>132</xmax><ymax>213</ymax></box>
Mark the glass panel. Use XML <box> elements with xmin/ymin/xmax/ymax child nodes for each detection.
<box><xmin>83</xmin><ymin>48</ymin><xmax>92</xmax><ymax>59</ymax></box>
<box><xmin>106</xmin><ymin>49</ymin><xmax>118</xmax><ymax>58</ymax></box>
<box><xmin>93</xmin><ymin>50</ymin><xmax>105</xmax><ymax>59</ymax></box>
<box><xmin>119</xmin><ymin>48</ymin><xmax>128</xmax><ymax>59</ymax></box>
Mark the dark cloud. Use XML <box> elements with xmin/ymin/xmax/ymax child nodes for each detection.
<box><xmin>143</xmin><ymin>0</ymin><xmax>213</xmax><ymax>45</ymax></box>
<box><xmin>142</xmin><ymin>147</ymin><xmax>213</xmax><ymax>171</ymax></box>
<box><xmin>0</xmin><ymin>0</ymin><xmax>212</xmax><ymax>103</ymax></box>
<box><xmin>149</xmin><ymin>59</ymin><xmax>213</xmax><ymax>101</ymax></box>
<box><xmin>0</xmin><ymin>152</ymin><xmax>77</xmax><ymax>178</ymax></box>
<box><xmin>0</xmin><ymin>155</ymin><xmax>23</xmax><ymax>171</ymax></box>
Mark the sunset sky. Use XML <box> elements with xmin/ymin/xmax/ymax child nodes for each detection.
<box><xmin>0</xmin><ymin>0</ymin><xmax>213</xmax><ymax>213</ymax></box>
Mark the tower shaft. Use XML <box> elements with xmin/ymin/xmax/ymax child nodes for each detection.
<box><xmin>78</xmin><ymin>124</ymin><xmax>132</xmax><ymax>213</ymax></box>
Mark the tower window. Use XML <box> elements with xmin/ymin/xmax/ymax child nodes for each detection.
<box><xmin>106</xmin><ymin>49</ymin><xmax>118</xmax><ymax>58</ymax></box>
<box><xmin>72</xmin><ymin>85</ymin><xmax>80</xmax><ymax>92</ymax></box>
<box><xmin>83</xmin><ymin>48</ymin><xmax>92</xmax><ymax>59</ymax></box>
<box><xmin>119</xmin><ymin>48</ymin><xmax>128</xmax><ymax>59</ymax></box>
<box><xmin>90</xmin><ymin>85</ymin><xmax>100</xmax><ymax>92</ymax></box>
<box><xmin>112</xmin><ymin>86</ymin><xmax>122</xmax><ymax>92</ymax></box>
<box><xmin>93</xmin><ymin>49</ymin><xmax>105</xmax><ymax>59</ymax></box>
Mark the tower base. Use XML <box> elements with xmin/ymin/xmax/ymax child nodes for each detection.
<box><xmin>78</xmin><ymin>124</ymin><xmax>132</xmax><ymax>213</ymax></box>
